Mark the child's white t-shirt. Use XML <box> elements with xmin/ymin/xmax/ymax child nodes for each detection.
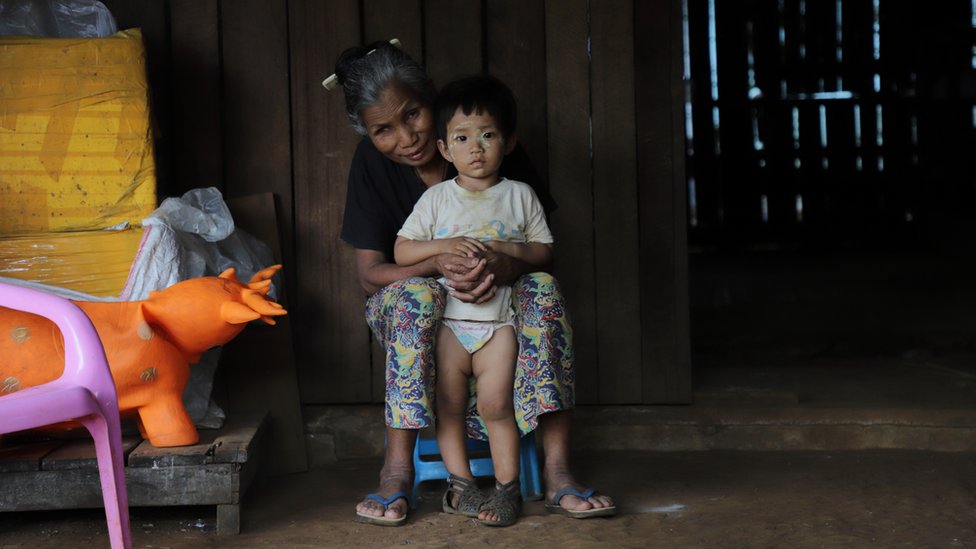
<box><xmin>398</xmin><ymin>177</ymin><xmax>554</xmax><ymax>322</ymax></box>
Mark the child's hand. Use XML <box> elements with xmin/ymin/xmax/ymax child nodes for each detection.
<box><xmin>445</xmin><ymin>237</ymin><xmax>487</xmax><ymax>258</ymax></box>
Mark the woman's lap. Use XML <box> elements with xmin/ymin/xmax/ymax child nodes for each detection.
<box><xmin>366</xmin><ymin>273</ymin><xmax>575</xmax><ymax>440</ymax></box>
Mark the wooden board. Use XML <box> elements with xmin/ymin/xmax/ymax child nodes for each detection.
<box><xmin>424</xmin><ymin>0</ymin><xmax>483</xmax><ymax>85</ymax></box>
<box><xmin>222</xmin><ymin>193</ymin><xmax>308</xmax><ymax>475</ymax></box>
<box><xmin>0</xmin><ymin>465</ymin><xmax>236</xmax><ymax>509</ymax></box>
<box><xmin>288</xmin><ymin>0</ymin><xmax>373</xmax><ymax>403</ymax></box>
<box><xmin>635</xmin><ymin>0</ymin><xmax>692</xmax><ymax>403</ymax></box>
<box><xmin>364</xmin><ymin>0</ymin><xmax>423</xmax><ymax>63</ymax></box>
<box><xmin>591</xmin><ymin>0</ymin><xmax>642</xmax><ymax>403</ymax></box>
<box><xmin>128</xmin><ymin>414</ymin><xmax>265</xmax><ymax>467</ymax></box>
<box><xmin>486</xmin><ymin>0</ymin><xmax>549</xmax><ymax>183</ymax></box>
<box><xmin>0</xmin><ymin>414</ymin><xmax>268</xmax><ymax>535</ymax></box>
<box><xmin>0</xmin><ymin>440</ymin><xmax>61</xmax><ymax>473</ymax></box>
<box><xmin>41</xmin><ymin>437</ymin><xmax>142</xmax><ymax>471</ymax></box>
<box><xmin>168</xmin><ymin>0</ymin><xmax>223</xmax><ymax>197</ymax></box>
<box><xmin>543</xmin><ymin>0</ymin><xmax>597</xmax><ymax>404</ymax></box>
<box><xmin>221</xmin><ymin>0</ymin><xmax>296</xmax><ymax>315</ymax></box>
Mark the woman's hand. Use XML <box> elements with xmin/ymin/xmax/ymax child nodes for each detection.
<box><xmin>481</xmin><ymin>248</ymin><xmax>525</xmax><ymax>287</ymax></box>
<box><xmin>435</xmin><ymin>247</ymin><xmax>539</xmax><ymax>303</ymax></box>
<box><xmin>434</xmin><ymin>253</ymin><xmax>497</xmax><ymax>304</ymax></box>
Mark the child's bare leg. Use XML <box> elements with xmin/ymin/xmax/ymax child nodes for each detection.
<box><xmin>435</xmin><ymin>324</ymin><xmax>475</xmax><ymax>482</ymax></box>
<box><xmin>471</xmin><ymin>326</ymin><xmax>519</xmax><ymax>523</ymax></box>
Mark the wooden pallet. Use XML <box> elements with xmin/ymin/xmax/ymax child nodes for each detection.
<box><xmin>0</xmin><ymin>413</ymin><xmax>268</xmax><ymax>535</ymax></box>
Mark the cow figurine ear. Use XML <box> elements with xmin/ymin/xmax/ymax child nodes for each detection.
<box><xmin>220</xmin><ymin>301</ymin><xmax>262</xmax><ymax>324</ymax></box>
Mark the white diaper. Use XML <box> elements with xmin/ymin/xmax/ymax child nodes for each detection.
<box><xmin>442</xmin><ymin>318</ymin><xmax>515</xmax><ymax>354</ymax></box>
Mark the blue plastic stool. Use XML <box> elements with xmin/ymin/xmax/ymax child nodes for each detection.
<box><xmin>411</xmin><ymin>430</ymin><xmax>543</xmax><ymax>507</ymax></box>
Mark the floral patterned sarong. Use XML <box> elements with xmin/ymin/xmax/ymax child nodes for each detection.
<box><xmin>365</xmin><ymin>273</ymin><xmax>575</xmax><ymax>440</ymax></box>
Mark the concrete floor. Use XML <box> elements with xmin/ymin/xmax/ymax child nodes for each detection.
<box><xmin>4</xmin><ymin>325</ymin><xmax>976</xmax><ymax>547</ymax></box>
<box><xmin>1</xmin><ymin>448</ymin><xmax>975</xmax><ymax>548</ymax></box>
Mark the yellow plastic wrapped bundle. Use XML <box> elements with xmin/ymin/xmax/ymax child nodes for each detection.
<box><xmin>0</xmin><ymin>228</ymin><xmax>144</xmax><ymax>297</ymax></box>
<box><xmin>0</xmin><ymin>29</ymin><xmax>156</xmax><ymax>297</ymax></box>
<box><xmin>0</xmin><ymin>29</ymin><xmax>156</xmax><ymax>235</ymax></box>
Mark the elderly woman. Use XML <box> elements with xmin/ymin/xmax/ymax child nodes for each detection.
<box><xmin>332</xmin><ymin>41</ymin><xmax>615</xmax><ymax>525</ymax></box>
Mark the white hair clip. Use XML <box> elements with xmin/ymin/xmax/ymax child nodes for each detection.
<box><xmin>322</xmin><ymin>38</ymin><xmax>402</xmax><ymax>91</ymax></box>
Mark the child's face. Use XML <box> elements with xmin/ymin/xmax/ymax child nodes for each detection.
<box><xmin>437</xmin><ymin>108</ymin><xmax>515</xmax><ymax>183</ymax></box>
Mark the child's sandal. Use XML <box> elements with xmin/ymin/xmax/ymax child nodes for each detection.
<box><xmin>442</xmin><ymin>474</ymin><xmax>486</xmax><ymax>517</ymax></box>
<box><xmin>478</xmin><ymin>479</ymin><xmax>522</xmax><ymax>527</ymax></box>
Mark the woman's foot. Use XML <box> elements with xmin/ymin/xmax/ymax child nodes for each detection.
<box><xmin>544</xmin><ymin>467</ymin><xmax>616</xmax><ymax>515</ymax></box>
<box><xmin>355</xmin><ymin>465</ymin><xmax>412</xmax><ymax>523</ymax></box>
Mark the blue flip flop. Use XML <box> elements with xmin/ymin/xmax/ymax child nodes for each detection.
<box><xmin>355</xmin><ymin>491</ymin><xmax>409</xmax><ymax>526</ymax></box>
<box><xmin>545</xmin><ymin>487</ymin><xmax>617</xmax><ymax>519</ymax></box>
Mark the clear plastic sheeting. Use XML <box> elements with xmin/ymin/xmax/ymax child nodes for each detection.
<box><xmin>0</xmin><ymin>0</ymin><xmax>117</xmax><ymax>38</ymax></box>
<box><xmin>0</xmin><ymin>228</ymin><xmax>144</xmax><ymax>297</ymax></box>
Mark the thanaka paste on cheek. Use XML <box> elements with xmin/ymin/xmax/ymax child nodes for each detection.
<box><xmin>477</xmin><ymin>130</ymin><xmax>503</xmax><ymax>150</ymax></box>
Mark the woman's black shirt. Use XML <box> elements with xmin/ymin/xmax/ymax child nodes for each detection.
<box><xmin>340</xmin><ymin>138</ymin><xmax>555</xmax><ymax>261</ymax></box>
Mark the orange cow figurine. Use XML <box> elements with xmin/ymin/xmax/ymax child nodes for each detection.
<box><xmin>0</xmin><ymin>265</ymin><xmax>287</xmax><ymax>447</ymax></box>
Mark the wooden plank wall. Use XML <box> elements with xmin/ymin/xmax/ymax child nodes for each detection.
<box><xmin>99</xmin><ymin>0</ymin><xmax>690</xmax><ymax>406</ymax></box>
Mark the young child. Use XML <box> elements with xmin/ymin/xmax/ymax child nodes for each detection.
<box><xmin>394</xmin><ymin>75</ymin><xmax>554</xmax><ymax>527</ymax></box>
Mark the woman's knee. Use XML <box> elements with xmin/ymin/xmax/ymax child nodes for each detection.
<box><xmin>380</xmin><ymin>278</ymin><xmax>445</xmax><ymax>334</ymax></box>
<box><xmin>517</xmin><ymin>272</ymin><xmax>556</xmax><ymax>291</ymax></box>
<box><xmin>514</xmin><ymin>272</ymin><xmax>568</xmax><ymax>319</ymax></box>
<box><xmin>396</xmin><ymin>277</ymin><xmax>446</xmax><ymax>316</ymax></box>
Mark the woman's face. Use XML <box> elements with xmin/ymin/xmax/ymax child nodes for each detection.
<box><xmin>360</xmin><ymin>84</ymin><xmax>438</xmax><ymax>167</ymax></box>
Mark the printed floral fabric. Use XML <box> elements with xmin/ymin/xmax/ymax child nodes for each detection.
<box><xmin>365</xmin><ymin>273</ymin><xmax>575</xmax><ymax>439</ymax></box>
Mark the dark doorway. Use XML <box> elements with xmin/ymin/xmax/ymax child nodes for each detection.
<box><xmin>683</xmin><ymin>0</ymin><xmax>976</xmax><ymax>406</ymax></box>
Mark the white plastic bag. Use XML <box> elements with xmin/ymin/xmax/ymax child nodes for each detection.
<box><xmin>151</xmin><ymin>187</ymin><xmax>236</xmax><ymax>243</ymax></box>
<box><xmin>0</xmin><ymin>0</ymin><xmax>117</xmax><ymax>38</ymax></box>
<box><xmin>140</xmin><ymin>187</ymin><xmax>278</xmax><ymax>301</ymax></box>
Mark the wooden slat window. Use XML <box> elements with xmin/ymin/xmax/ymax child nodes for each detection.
<box><xmin>685</xmin><ymin>0</ymin><xmax>976</xmax><ymax>251</ymax></box>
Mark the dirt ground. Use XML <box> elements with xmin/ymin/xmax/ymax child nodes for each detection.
<box><xmin>1</xmin><ymin>449</ymin><xmax>975</xmax><ymax>548</ymax></box>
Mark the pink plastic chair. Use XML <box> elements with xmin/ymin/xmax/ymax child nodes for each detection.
<box><xmin>0</xmin><ymin>282</ymin><xmax>131</xmax><ymax>549</ymax></box>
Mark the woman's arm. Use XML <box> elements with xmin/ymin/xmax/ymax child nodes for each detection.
<box><xmin>355</xmin><ymin>249</ymin><xmax>435</xmax><ymax>295</ymax></box>
<box><xmin>355</xmin><ymin>247</ymin><xmax>497</xmax><ymax>298</ymax></box>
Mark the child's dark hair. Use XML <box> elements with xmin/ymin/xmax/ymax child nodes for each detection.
<box><xmin>435</xmin><ymin>74</ymin><xmax>517</xmax><ymax>141</ymax></box>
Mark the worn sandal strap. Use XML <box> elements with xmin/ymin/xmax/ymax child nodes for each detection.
<box><xmin>448</xmin><ymin>474</ymin><xmax>477</xmax><ymax>492</ymax></box>
<box><xmin>364</xmin><ymin>491</ymin><xmax>409</xmax><ymax>509</ymax></box>
<box><xmin>551</xmin><ymin>487</ymin><xmax>598</xmax><ymax>505</ymax></box>
<box><xmin>479</xmin><ymin>479</ymin><xmax>522</xmax><ymax>526</ymax></box>
<box><xmin>446</xmin><ymin>474</ymin><xmax>485</xmax><ymax>515</ymax></box>
<box><xmin>496</xmin><ymin>478</ymin><xmax>520</xmax><ymax>494</ymax></box>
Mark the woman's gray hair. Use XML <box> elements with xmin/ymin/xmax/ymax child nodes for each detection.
<box><xmin>335</xmin><ymin>42</ymin><xmax>434</xmax><ymax>136</ymax></box>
